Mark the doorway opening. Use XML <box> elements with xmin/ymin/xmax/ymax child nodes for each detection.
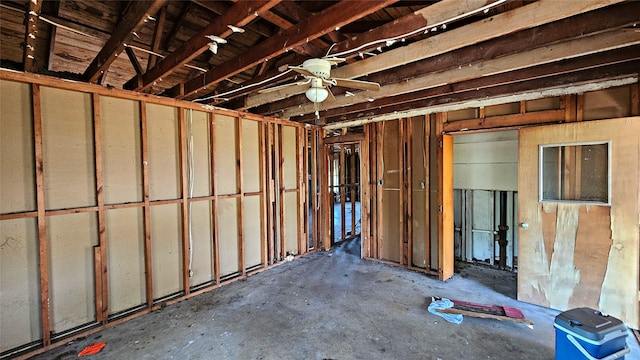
<box><xmin>327</xmin><ymin>143</ymin><xmax>361</xmax><ymax>247</ymax></box>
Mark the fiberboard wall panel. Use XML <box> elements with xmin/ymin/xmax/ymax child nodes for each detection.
<box><xmin>190</xmin><ymin>200</ymin><xmax>214</xmax><ymax>286</ymax></box>
<box><xmin>147</xmin><ymin>103</ymin><xmax>180</xmax><ymax>201</ymax></box>
<box><xmin>0</xmin><ymin>80</ymin><xmax>35</xmax><ymax>214</ymax></box>
<box><xmin>244</xmin><ymin>196</ymin><xmax>262</xmax><ymax>268</ymax></box>
<box><xmin>100</xmin><ymin>96</ymin><xmax>142</xmax><ymax>204</ymax></box>
<box><xmin>106</xmin><ymin>207</ymin><xmax>145</xmax><ymax>314</ymax></box>
<box><xmin>47</xmin><ymin>213</ymin><xmax>98</xmax><ymax>333</ymax></box>
<box><xmin>41</xmin><ymin>86</ymin><xmax>96</xmax><ymax>210</ymax></box>
<box><xmin>188</xmin><ymin>110</ymin><xmax>212</xmax><ymax>197</ymax></box>
<box><xmin>218</xmin><ymin>198</ymin><xmax>240</xmax><ymax>276</ymax></box>
<box><xmin>381</xmin><ymin>120</ymin><xmax>401</xmax><ymax>263</ymax></box>
<box><xmin>216</xmin><ymin>115</ymin><xmax>238</xmax><ymax>196</ymax></box>
<box><xmin>242</xmin><ymin>120</ymin><xmax>261</xmax><ymax>193</ymax></box>
<box><xmin>150</xmin><ymin>204</ymin><xmax>183</xmax><ymax>299</ymax></box>
<box><xmin>0</xmin><ymin>218</ymin><xmax>40</xmax><ymax>352</ymax></box>
<box><xmin>282</xmin><ymin>126</ymin><xmax>297</xmax><ymax>190</ymax></box>
<box><xmin>411</xmin><ymin>117</ymin><xmax>428</xmax><ymax>268</ymax></box>
<box><xmin>285</xmin><ymin>192</ymin><xmax>298</xmax><ymax>255</ymax></box>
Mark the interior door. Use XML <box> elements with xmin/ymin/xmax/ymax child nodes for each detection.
<box><xmin>517</xmin><ymin>117</ymin><xmax>639</xmax><ymax>328</ymax></box>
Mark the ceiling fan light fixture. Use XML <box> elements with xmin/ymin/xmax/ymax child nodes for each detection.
<box><xmin>305</xmin><ymin>87</ymin><xmax>329</xmax><ymax>103</ymax></box>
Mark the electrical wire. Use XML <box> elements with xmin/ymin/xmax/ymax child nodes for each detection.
<box><xmin>194</xmin><ymin>69</ymin><xmax>294</xmax><ymax>102</ymax></box>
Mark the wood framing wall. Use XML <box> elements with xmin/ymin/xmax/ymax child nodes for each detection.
<box><xmin>0</xmin><ymin>71</ymin><xmax>311</xmax><ymax>357</ymax></box>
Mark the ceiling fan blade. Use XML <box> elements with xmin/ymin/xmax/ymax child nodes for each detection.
<box><xmin>258</xmin><ymin>80</ymin><xmax>309</xmax><ymax>94</ymax></box>
<box><xmin>332</xmin><ymin>78</ymin><xmax>380</xmax><ymax>91</ymax></box>
<box><xmin>289</xmin><ymin>65</ymin><xmax>315</xmax><ymax>77</ymax></box>
<box><xmin>327</xmin><ymin>87</ymin><xmax>336</xmax><ymax>101</ymax></box>
<box><xmin>323</xmin><ymin>57</ymin><xmax>346</xmax><ymax>64</ymax></box>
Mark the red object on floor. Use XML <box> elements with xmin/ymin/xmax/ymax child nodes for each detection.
<box><xmin>78</xmin><ymin>342</ymin><xmax>106</xmax><ymax>357</ymax></box>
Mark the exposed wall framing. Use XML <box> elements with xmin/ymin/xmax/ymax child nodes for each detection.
<box><xmin>0</xmin><ymin>70</ymin><xmax>312</xmax><ymax>358</ymax></box>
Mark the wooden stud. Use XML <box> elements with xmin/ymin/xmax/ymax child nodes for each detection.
<box><xmin>360</xmin><ymin>126</ymin><xmax>371</xmax><ymax>258</ymax></box>
<box><xmin>140</xmin><ymin>101</ymin><xmax>153</xmax><ymax>308</ymax></box>
<box><xmin>322</xmin><ymin>130</ymin><xmax>331</xmax><ymax>251</ymax></box>
<box><xmin>93</xmin><ymin>247</ymin><xmax>103</xmax><ymax>322</ymax></box>
<box><xmin>350</xmin><ymin>144</ymin><xmax>357</xmax><ymax>238</ymax></box>
<box><xmin>178</xmin><ymin>108</ymin><xmax>191</xmax><ymax>294</ymax></box>
<box><xmin>340</xmin><ymin>145</ymin><xmax>346</xmax><ymax>242</ymax></box>
<box><xmin>32</xmin><ymin>84</ymin><xmax>51</xmax><ymax>346</ymax></box>
<box><xmin>92</xmin><ymin>93</ymin><xmax>108</xmax><ymax>322</ymax></box>
<box><xmin>424</xmin><ymin>115</ymin><xmax>431</xmax><ymax>269</ymax></box>
<box><xmin>278</xmin><ymin>125</ymin><xmax>285</xmax><ymax>260</ymax></box>
<box><xmin>329</xmin><ymin>146</ymin><xmax>335</xmax><ymax>245</ymax></box>
<box><xmin>406</xmin><ymin>118</ymin><xmax>414</xmax><ymax>268</ymax></box>
<box><xmin>576</xmin><ymin>94</ymin><xmax>585</xmax><ymax>121</ymax></box>
<box><xmin>236</xmin><ymin>117</ymin><xmax>245</xmax><ymax>276</ymax></box>
<box><xmin>436</xmin><ymin>113</ymin><xmax>454</xmax><ymax>280</ymax></box>
<box><xmin>399</xmin><ymin>119</ymin><xmax>406</xmax><ymax>265</ymax></box>
<box><xmin>259</xmin><ymin>122</ymin><xmax>268</xmax><ymax>266</ymax></box>
<box><xmin>297</xmin><ymin>127</ymin><xmax>306</xmax><ymax>254</ymax></box>
<box><xmin>311</xmin><ymin>128</ymin><xmax>319</xmax><ymax>250</ymax></box>
<box><xmin>265</xmin><ymin>123</ymin><xmax>275</xmax><ymax>264</ymax></box>
<box><xmin>631</xmin><ymin>81</ymin><xmax>640</xmax><ymax>116</ymax></box>
<box><xmin>211</xmin><ymin>113</ymin><xmax>221</xmax><ymax>285</ymax></box>
<box><xmin>376</xmin><ymin>122</ymin><xmax>384</xmax><ymax>259</ymax></box>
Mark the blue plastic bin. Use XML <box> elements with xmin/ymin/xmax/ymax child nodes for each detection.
<box><xmin>554</xmin><ymin>308</ymin><xmax>630</xmax><ymax>360</ymax></box>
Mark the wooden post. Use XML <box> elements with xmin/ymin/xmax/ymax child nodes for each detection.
<box><xmin>360</xmin><ymin>127</ymin><xmax>370</xmax><ymax>258</ymax></box>
<box><xmin>399</xmin><ymin>119</ymin><xmax>407</xmax><ymax>265</ymax></box>
<box><xmin>406</xmin><ymin>118</ymin><xmax>414</xmax><ymax>268</ymax></box>
<box><xmin>236</xmin><ymin>117</ymin><xmax>245</xmax><ymax>276</ymax></box>
<box><xmin>350</xmin><ymin>144</ymin><xmax>356</xmax><ymax>237</ymax></box>
<box><xmin>631</xmin><ymin>81</ymin><xmax>639</xmax><ymax>116</ymax></box>
<box><xmin>140</xmin><ymin>101</ymin><xmax>154</xmax><ymax>307</ymax></box>
<box><xmin>265</xmin><ymin>123</ymin><xmax>275</xmax><ymax>264</ymax></box>
<box><xmin>311</xmin><ymin>128</ymin><xmax>318</xmax><ymax>250</ymax></box>
<box><xmin>32</xmin><ymin>84</ymin><xmax>51</xmax><ymax>345</ymax></box>
<box><xmin>424</xmin><ymin>115</ymin><xmax>431</xmax><ymax>269</ymax></box>
<box><xmin>211</xmin><ymin>113</ymin><xmax>221</xmax><ymax>285</ymax></box>
<box><xmin>297</xmin><ymin>127</ymin><xmax>306</xmax><ymax>254</ymax></box>
<box><xmin>92</xmin><ymin>94</ymin><xmax>108</xmax><ymax>321</ymax></box>
<box><xmin>278</xmin><ymin>125</ymin><xmax>285</xmax><ymax>260</ymax></box>
<box><xmin>340</xmin><ymin>145</ymin><xmax>346</xmax><ymax>241</ymax></box>
<box><xmin>376</xmin><ymin>122</ymin><xmax>384</xmax><ymax>259</ymax></box>
<box><xmin>259</xmin><ymin>122</ymin><xmax>268</xmax><ymax>266</ymax></box>
<box><xmin>179</xmin><ymin>108</ymin><xmax>191</xmax><ymax>295</ymax></box>
<box><xmin>436</xmin><ymin>113</ymin><xmax>454</xmax><ymax>280</ymax></box>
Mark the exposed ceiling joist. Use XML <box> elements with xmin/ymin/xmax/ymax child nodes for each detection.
<box><xmin>124</xmin><ymin>0</ymin><xmax>283</xmax><ymax>91</ymax></box>
<box><xmin>23</xmin><ymin>0</ymin><xmax>43</xmax><ymax>72</ymax></box>
<box><xmin>282</xmin><ymin>29</ymin><xmax>640</xmax><ymax>119</ymax></box>
<box><xmin>83</xmin><ymin>0</ymin><xmax>167</xmax><ymax>83</ymax></box>
<box><xmin>167</xmin><ymin>0</ymin><xmax>399</xmax><ymax>99</ymax></box>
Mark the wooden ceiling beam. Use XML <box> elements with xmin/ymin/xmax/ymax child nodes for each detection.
<box><xmin>298</xmin><ymin>46</ymin><xmax>640</xmax><ymax>122</ymax></box>
<box><xmin>273</xmin><ymin>2</ymin><xmax>346</xmax><ymax>43</ymax></box>
<box><xmin>167</xmin><ymin>0</ymin><xmax>399</xmax><ymax>99</ymax></box>
<box><xmin>147</xmin><ymin>5</ymin><xmax>166</xmax><ymax>70</ymax></box>
<box><xmin>258</xmin><ymin>8</ymin><xmax>325</xmax><ymax>57</ymax></box>
<box><xmin>23</xmin><ymin>0</ymin><xmax>43</xmax><ymax>72</ymax></box>
<box><xmin>324</xmin><ymin>61</ymin><xmax>639</xmax><ymax>125</ymax></box>
<box><xmin>162</xmin><ymin>1</ymin><xmax>191</xmax><ymax>52</ymax></box>
<box><xmin>251</xmin><ymin>1</ymin><xmax>640</xmax><ymax>116</ymax></box>
<box><xmin>247</xmin><ymin>0</ymin><xmax>626</xmax><ymax>108</ymax></box>
<box><xmin>192</xmin><ymin>0</ymin><xmax>273</xmax><ymax>38</ymax></box>
<box><xmin>124</xmin><ymin>0</ymin><xmax>282</xmax><ymax>91</ymax></box>
<box><xmin>83</xmin><ymin>0</ymin><xmax>167</xmax><ymax>83</ymax></box>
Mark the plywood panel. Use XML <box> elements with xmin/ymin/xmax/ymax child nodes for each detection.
<box><xmin>216</xmin><ymin>115</ymin><xmax>238</xmax><ymax>196</ymax></box>
<box><xmin>100</xmin><ymin>96</ymin><xmax>142</xmax><ymax>204</ymax></box>
<box><xmin>382</xmin><ymin>120</ymin><xmax>401</xmax><ymax>263</ymax></box>
<box><xmin>447</xmin><ymin>108</ymin><xmax>477</xmax><ymax>121</ymax></box>
<box><xmin>518</xmin><ymin>117</ymin><xmax>640</xmax><ymax>328</ymax></box>
<box><xmin>242</xmin><ymin>120</ymin><xmax>261</xmax><ymax>193</ymax></box>
<box><xmin>526</xmin><ymin>97</ymin><xmax>560</xmax><ymax>112</ymax></box>
<box><xmin>0</xmin><ymin>218</ymin><xmax>40</xmax><ymax>352</ymax></box>
<box><xmin>147</xmin><ymin>103</ymin><xmax>180</xmax><ymax>201</ymax></box>
<box><xmin>150</xmin><ymin>204</ymin><xmax>182</xmax><ymax>299</ymax></box>
<box><xmin>583</xmin><ymin>86</ymin><xmax>631</xmax><ymax>121</ymax></box>
<box><xmin>190</xmin><ymin>200</ymin><xmax>214</xmax><ymax>286</ymax></box>
<box><xmin>284</xmin><ymin>192</ymin><xmax>298</xmax><ymax>255</ymax></box>
<box><xmin>106</xmin><ymin>207</ymin><xmax>145</xmax><ymax>313</ymax></box>
<box><xmin>485</xmin><ymin>102</ymin><xmax>520</xmax><ymax>117</ymax></box>
<box><xmin>0</xmin><ymin>80</ymin><xmax>35</xmax><ymax>214</ymax></box>
<box><xmin>244</xmin><ymin>196</ymin><xmax>262</xmax><ymax>268</ymax></box>
<box><xmin>48</xmin><ymin>213</ymin><xmax>98</xmax><ymax>333</ymax></box>
<box><xmin>218</xmin><ymin>198</ymin><xmax>239</xmax><ymax>276</ymax></box>
<box><xmin>411</xmin><ymin>117</ymin><xmax>427</xmax><ymax>268</ymax></box>
<box><xmin>187</xmin><ymin>110</ymin><xmax>212</xmax><ymax>197</ymax></box>
<box><xmin>41</xmin><ymin>86</ymin><xmax>96</xmax><ymax>209</ymax></box>
<box><xmin>282</xmin><ymin>126</ymin><xmax>297</xmax><ymax>190</ymax></box>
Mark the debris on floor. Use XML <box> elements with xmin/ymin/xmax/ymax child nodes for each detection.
<box><xmin>428</xmin><ymin>296</ymin><xmax>534</xmax><ymax>328</ymax></box>
<box><xmin>427</xmin><ymin>297</ymin><xmax>463</xmax><ymax>324</ymax></box>
<box><xmin>77</xmin><ymin>342</ymin><xmax>106</xmax><ymax>357</ymax></box>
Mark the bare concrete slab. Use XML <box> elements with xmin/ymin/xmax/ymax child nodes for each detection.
<box><xmin>29</xmin><ymin>238</ymin><xmax>636</xmax><ymax>360</ymax></box>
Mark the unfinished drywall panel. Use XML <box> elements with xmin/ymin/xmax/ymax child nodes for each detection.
<box><xmin>216</xmin><ymin>115</ymin><xmax>238</xmax><ymax>196</ymax></box>
<box><xmin>100</xmin><ymin>95</ymin><xmax>142</xmax><ymax>205</ymax></box>
<box><xmin>242</xmin><ymin>119</ymin><xmax>261</xmax><ymax>193</ymax></box>
<box><xmin>105</xmin><ymin>207</ymin><xmax>145</xmax><ymax>314</ymax></box>
<box><xmin>583</xmin><ymin>86</ymin><xmax>631</xmax><ymax>121</ymax></box>
<box><xmin>0</xmin><ymin>80</ymin><xmax>35</xmax><ymax>214</ymax></box>
<box><xmin>187</xmin><ymin>110</ymin><xmax>212</xmax><ymax>197</ymax></box>
<box><xmin>381</xmin><ymin>120</ymin><xmax>401</xmax><ymax>263</ymax></box>
<box><xmin>447</xmin><ymin>108</ymin><xmax>477</xmax><ymax>121</ymax></box>
<box><xmin>244</xmin><ymin>196</ymin><xmax>262</xmax><ymax>268</ymax></box>
<box><xmin>411</xmin><ymin>117</ymin><xmax>428</xmax><ymax>268</ymax></box>
<box><xmin>47</xmin><ymin>212</ymin><xmax>98</xmax><ymax>333</ymax></box>
<box><xmin>218</xmin><ymin>198</ymin><xmax>240</xmax><ymax>277</ymax></box>
<box><xmin>518</xmin><ymin>117</ymin><xmax>640</xmax><ymax>328</ymax></box>
<box><xmin>0</xmin><ymin>218</ymin><xmax>40</xmax><ymax>352</ymax></box>
<box><xmin>147</xmin><ymin>103</ymin><xmax>180</xmax><ymax>201</ymax></box>
<box><xmin>150</xmin><ymin>203</ymin><xmax>183</xmax><ymax>299</ymax></box>
<box><xmin>526</xmin><ymin>97</ymin><xmax>560</xmax><ymax>112</ymax></box>
<box><xmin>189</xmin><ymin>200</ymin><xmax>214</xmax><ymax>286</ymax></box>
<box><xmin>282</xmin><ymin>126</ymin><xmax>297</xmax><ymax>190</ymax></box>
<box><xmin>485</xmin><ymin>102</ymin><xmax>520</xmax><ymax>117</ymax></box>
<box><xmin>41</xmin><ymin>86</ymin><xmax>96</xmax><ymax>210</ymax></box>
<box><xmin>454</xmin><ymin>131</ymin><xmax>518</xmax><ymax>191</ymax></box>
<box><xmin>284</xmin><ymin>192</ymin><xmax>299</xmax><ymax>255</ymax></box>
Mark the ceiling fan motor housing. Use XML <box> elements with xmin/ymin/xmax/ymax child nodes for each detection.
<box><xmin>302</xmin><ymin>58</ymin><xmax>332</xmax><ymax>79</ymax></box>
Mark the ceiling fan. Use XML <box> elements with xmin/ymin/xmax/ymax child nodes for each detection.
<box><xmin>258</xmin><ymin>57</ymin><xmax>380</xmax><ymax>117</ymax></box>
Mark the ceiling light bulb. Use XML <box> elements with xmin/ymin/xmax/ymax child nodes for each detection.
<box><xmin>305</xmin><ymin>87</ymin><xmax>329</xmax><ymax>103</ymax></box>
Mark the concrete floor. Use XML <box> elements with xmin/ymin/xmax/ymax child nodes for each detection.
<box><xmin>31</xmin><ymin>238</ymin><xmax>638</xmax><ymax>360</ymax></box>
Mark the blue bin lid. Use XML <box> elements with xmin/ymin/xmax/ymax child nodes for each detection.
<box><xmin>554</xmin><ymin>307</ymin><xmax>626</xmax><ymax>341</ymax></box>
